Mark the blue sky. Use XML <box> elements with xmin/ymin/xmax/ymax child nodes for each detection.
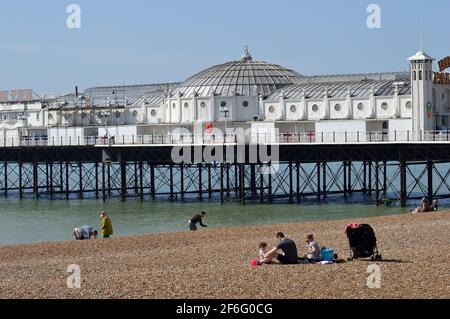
<box><xmin>1</xmin><ymin>0</ymin><xmax>449</xmax><ymax>94</ymax></box>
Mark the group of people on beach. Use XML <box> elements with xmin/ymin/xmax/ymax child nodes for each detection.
<box><xmin>257</xmin><ymin>232</ymin><xmax>321</xmax><ymax>265</ymax></box>
<box><xmin>72</xmin><ymin>211</ymin><xmax>113</xmax><ymax>240</ymax></box>
<box><xmin>412</xmin><ymin>197</ymin><xmax>439</xmax><ymax>214</ymax></box>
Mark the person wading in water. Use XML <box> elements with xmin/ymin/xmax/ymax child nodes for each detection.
<box><xmin>188</xmin><ymin>211</ymin><xmax>208</xmax><ymax>231</ymax></box>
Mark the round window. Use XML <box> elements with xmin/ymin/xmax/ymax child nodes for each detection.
<box><xmin>405</xmin><ymin>101</ymin><xmax>412</xmax><ymax>109</ymax></box>
<box><xmin>220</xmin><ymin>101</ymin><xmax>227</xmax><ymax>107</ymax></box>
<box><xmin>268</xmin><ymin>105</ymin><xmax>275</xmax><ymax>113</ymax></box>
<box><xmin>184</xmin><ymin>103</ymin><xmax>189</xmax><ymax>108</ymax></box>
<box><xmin>133</xmin><ymin>110</ymin><xmax>138</xmax><ymax>118</ymax></box>
<box><xmin>334</xmin><ymin>104</ymin><xmax>341</xmax><ymax>111</ymax></box>
<box><xmin>242</xmin><ymin>101</ymin><xmax>249</xmax><ymax>107</ymax></box>
<box><xmin>290</xmin><ymin>105</ymin><xmax>297</xmax><ymax>112</ymax></box>
<box><xmin>150</xmin><ymin>110</ymin><xmax>157</xmax><ymax>117</ymax></box>
<box><xmin>312</xmin><ymin>104</ymin><xmax>319</xmax><ymax>112</ymax></box>
<box><xmin>200</xmin><ymin>102</ymin><xmax>206</xmax><ymax>108</ymax></box>
<box><xmin>357</xmin><ymin>103</ymin><xmax>364</xmax><ymax>111</ymax></box>
<box><xmin>381</xmin><ymin>102</ymin><xmax>388</xmax><ymax>110</ymax></box>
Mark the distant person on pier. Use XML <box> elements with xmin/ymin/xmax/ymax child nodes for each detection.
<box><xmin>73</xmin><ymin>226</ymin><xmax>98</xmax><ymax>240</ymax></box>
<box><xmin>188</xmin><ymin>211</ymin><xmax>208</xmax><ymax>231</ymax></box>
<box><xmin>258</xmin><ymin>232</ymin><xmax>298</xmax><ymax>265</ymax></box>
<box><xmin>100</xmin><ymin>212</ymin><xmax>114</xmax><ymax>238</ymax></box>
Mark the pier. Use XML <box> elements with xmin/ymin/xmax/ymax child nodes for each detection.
<box><xmin>0</xmin><ymin>131</ymin><xmax>450</xmax><ymax>206</ymax></box>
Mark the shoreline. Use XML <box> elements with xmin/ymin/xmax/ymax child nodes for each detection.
<box><xmin>0</xmin><ymin>204</ymin><xmax>410</xmax><ymax>248</ymax></box>
<box><xmin>0</xmin><ymin>211</ymin><xmax>449</xmax><ymax>299</ymax></box>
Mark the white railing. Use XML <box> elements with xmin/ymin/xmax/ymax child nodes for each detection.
<box><xmin>1</xmin><ymin>130</ymin><xmax>450</xmax><ymax>147</ymax></box>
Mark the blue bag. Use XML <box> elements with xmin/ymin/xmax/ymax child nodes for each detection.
<box><xmin>321</xmin><ymin>248</ymin><xmax>334</xmax><ymax>262</ymax></box>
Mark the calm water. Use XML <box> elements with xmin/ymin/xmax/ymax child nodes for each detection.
<box><xmin>0</xmin><ymin>196</ymin><xmax>413</xmax><ymax>246</ymax></box>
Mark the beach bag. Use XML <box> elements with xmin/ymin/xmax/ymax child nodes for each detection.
<box><xmin>320</xmin><ymin>248</ymin><xmax>334</xmax><ymax>262</ymax></box>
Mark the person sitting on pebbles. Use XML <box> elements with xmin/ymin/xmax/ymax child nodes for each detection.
<box><xmin>258</xmin><ymin>232</ymin><xmax>298</xmax><ymax>265</ymax></box>
<box><xmin>298</xmin><ymin>234</ymin><xmax>321</xmax><ymax>263</ymax></box>
<box><xmin>188</xmin><ymin>211</ymin><xmax>208</xmax><ymax>231</ymax></box>
<box><xmin>412</xmin><ymin>197</ymin><xmax>431</xmax><ymax>214</ymax></box>
<box><xmin>73</xmin><ymin>225</ymin><xmax>98</xmax><ymax>240</ymax></box>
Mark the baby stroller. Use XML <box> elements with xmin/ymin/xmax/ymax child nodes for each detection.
<box><xmin>345</xmin><ymin>223</ymin><xmax>382</xmax><ymax>261</ymax></box>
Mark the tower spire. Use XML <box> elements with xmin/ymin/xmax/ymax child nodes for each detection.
<box><xmin>420</xmin><ymin>17</ymin><xmax>424</xmax><ymax>51</ymax></box>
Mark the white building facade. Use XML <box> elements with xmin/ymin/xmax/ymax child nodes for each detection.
<box><xmin>2</xmin><ymin>47</ymin><xmax>450</xmax><ymax>145</ymax></box>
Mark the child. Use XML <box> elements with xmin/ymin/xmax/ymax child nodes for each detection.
<box><xmin>258</xmin><ymin>242</ymin><xmax>271</xmax><ymax>264</ymax></box>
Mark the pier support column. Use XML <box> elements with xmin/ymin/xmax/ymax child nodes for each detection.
<box><xmin>348</xmin><ymin>161</ymin><xmax>352</xmax><ymax>194</ymax></box>
<box><xmin>120</xmin><ymin>161</ymin><xmax>126</xmax><ymax>202</ymax></box>
<box><xmin>102</xmin><ymin>162</ymin><xmax>106</xmax><ymax>202</ymax></box>
<box><xmin>363</xmin><ymin>161</ymin><xmax>367</xmax><ymax>193</ymax></box>
<box><xmin>198</xmin><ymin>163</ymin><xmax>203</xmax><ymax>201</ymax></box>
<box><xmin>368</xmin><ymin>161</ymin><xmax>372</xmax><ymax>193</ymax></box>
<box><xmin>226</xmin><ymin>164</ymin><xmax>230</xmax><ymax>198</ymax></box>
<box><xmin>268</xmin><ymin>166</ymin><xmax>273</xmax><ymax>203</ymax></box>
<box><xmin>400</xmin><ymin>161</ymin><xmax>407</xmax><ymax>207</ymax></box>
<box><xmin>3</xmin><ymin>161</ymin><xmax>7</xmax><ymax>196</ymax></box>
<box><xmin>260</xmin><ymin>165</ymin><xmax>265</xmax><ymax>203</ymax></box>
<box><xmin>60</xmin><ymin>162</ymin><xmax>64</xmax><ymax>192</ymax></box>
<box><xmin>78</xmin><ymin>162</ymin><xmax>83</xmax><ymax>199</ymax></box>
<box><xmin>239</xmin><ymin>163</ymin><xmax>246</xmax><ymax>205</ymax></box>
<box><xmin>169</xmin><ymin>164</ymin><xmax>174</xmax><ymax>201</ymax></box>
<box><xmin>289</xmin><ymin>162</ymin><xmax>294</xmax><ymax>203</ymax></box>
<box><xmin>208</xmin><ymin>164</ymin><xmax>212</xmax><ymax>198</ymax></box>
<box><xmin>322</xmin><ymin>162</ymin><xmax>327</xmax><ymax>198</ymax></box>
<box><xmin>220</xmin><ymin>163</ymin><xmax>224</xmax><ymax>205</ymax></box>
<box><xmin>375</xmin><ymin>162</ymin><xmax>380</xmax><ymax>205</ymax></box>
<box><xmin>33</xmin><ymin>161</ymin><xmax>38</xmax><ymax>199</ymax></box>
<box><xmin>250</xmin><ymin>164</ymin><xmax>256</xmax><ymax>198</ymax></box>
<box><xmin>49</xmin><ymin>162</ymin><xmax>53</xmax><ymax>200</ymax></box>
<box><xmin>107</xmin><ymin>162</ymin><xmax>111</xmax><ymax>197</ymax></box>
<box><xmin>45</xmin><ymin>162</ymin><xmax>49</xmax><ymax>193</ymax></box>
<box><xmin>65</xmin><ymin>162</ymin><xmax>69</xmax><ymax>200</ymax></box>
<box><xmin>95</xmin><ymin>161</ymin><xmax>99</xmax><ymax>199</ymax></box>
<box><xmin>150</xmin><ymin>163</ymin><xmax>156</xmax><ymax>200</ymax></box>
<box><xmin>427</xmin><ymin>161</ymin><xmax>434</xmax><ymax>200</ymax></box>
<box><xmin>296</xmin><ymin>162</ymin><xmax>301</xmax><ymax>203</ymax></box>
<box><xmin>316</xmin><ymin>162</ymin><xmax>321</xmax><ymax>200</ymax></box>
<box><xmin>180</xmin><ymin>164</ymin><xmax>185</xmax><ymax>201</ymax></box>
<box><xmin>139</xmin><ymin>161</ymin><xmax>144</xmax><ymax>202</ymax></box>
<box><xmin>343</xmin><ymin>161</ymin><xmax>347</xmax><ymax>196</ymax></box>
<box><xmin>383</xmin><ymin>161</ymin><xmax>388</xmax><ymax>195</ymax></box>
<box><xmin>19</xmin><ymin>161</ymin><xmax>23</xmax><ymax>200</ymax></box>
<box><xmin>134</xmin><ymin>162</ymin><xmax>138</xmax><ymax>195</ymax></box>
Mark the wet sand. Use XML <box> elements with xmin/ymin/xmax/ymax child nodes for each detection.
<box><xmin>0</xmin><ymin>211</ymin><xmax>449</xmax><ymax>299</ymax></box>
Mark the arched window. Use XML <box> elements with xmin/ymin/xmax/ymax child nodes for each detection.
<box><xmin>419</xmin><ymin>70</ymin><xmax>423</xmax><ymax>81</ymax></box>
<box><xmin>413</xmin><ymin>71</ymin><xmax>416</xmax><ymax>81</ymax></box>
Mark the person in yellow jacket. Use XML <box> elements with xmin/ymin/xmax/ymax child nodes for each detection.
<box><xmin>100</xmin><ymin>211</ymin><xmax>113</xmax><ymax>239</ymax></box>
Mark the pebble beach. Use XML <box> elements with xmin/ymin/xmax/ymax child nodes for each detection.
<box><xmin>0</xmin><ymin>211</ymin><xmax>449</xmax><ymax>299</ymax></box>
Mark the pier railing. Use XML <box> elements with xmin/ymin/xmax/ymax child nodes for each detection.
<box><xmin>1</xmin><ymin>130</ymin><xmax>450</xmax><ymax>147</ymax></box>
